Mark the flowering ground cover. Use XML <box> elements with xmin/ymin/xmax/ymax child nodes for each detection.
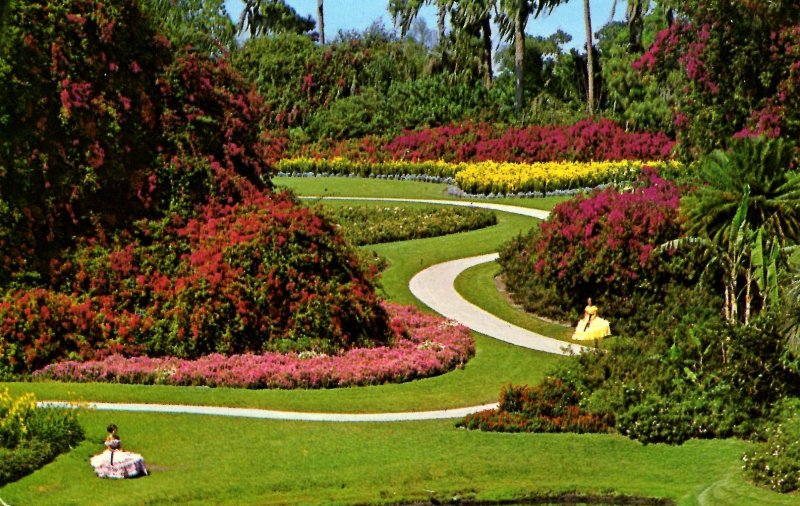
<box><xmin>33</xmin><ymin>303</ymin><xmax>474</xmax><ymax>389</ymax></box>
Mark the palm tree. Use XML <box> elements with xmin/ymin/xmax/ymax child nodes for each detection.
<box><xmin>237</xmin><ymin>0</ymin><xmax>314</xmax><ymax>38</ymax></box>
<box><xmin>682</xmin><ymin>136</ymin><xmax>800</xmax><ymax>247</ymax></box>
<box><xmin>665</xmin><ymin>137</ymin><xmax>800</xmax><ymax>326</ymax></box>
<box><xmin>317</xmin><ymin>0</ymin><xmax>325</xmax><ymax>44</ymax></box>
<box><xmin>583</xmin><ymin>0</ymin><xmax>594</xmax><ymax>114</ymax></box>
<box><xmin>496</xmin><ymin>0</ymin><xmax>565</xmax><ymax>118</ymax></box>
<box><xmin>608</xmin><ymin>0</ymin><xmax>646</xmax><ymax>52</ymax></box>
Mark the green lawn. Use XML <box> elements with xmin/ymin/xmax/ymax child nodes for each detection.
<box><xmin>1</xmin><ymin>177</ymin><xmax>793</xmax><ymax>505</ymax></box>
<box><xmin>1</xmin><ymin>411</ymin><xmax>796</xmax><ymax>506</ymax></box>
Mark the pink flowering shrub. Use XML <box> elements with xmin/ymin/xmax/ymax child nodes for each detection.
<box><xmin>498</xmin><ymin>169</ymin><xmax>686</xmax><ymax>327</ymax></box>
<box><xmin>32</xmin><ymin>303</ymin><xmax>475</xmax><ymax>389</ymax></box>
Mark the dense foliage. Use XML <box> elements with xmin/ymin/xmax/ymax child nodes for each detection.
<box><xmin>743</xmin><ymin>399</ymin><xmax>800</xmax><ymax>493</ymax></box>
<box><xmin>498</xmin><ymin>169</ymin><xmax>688</xmax><ymax>327</ymax></box>
<box><xmin>635</xmin><ymin>1</ymin><xmax>800</xmax><ymax>155</ymax></box>
<box><xmin>0</xmin><ymin>0</ymin><xmax>280</xmax><ymax>282</ymax></box>
<box><xmin>318</xmin><ymin>205</ymin><xmax>497</xmax><ymax>246</ymax></box>
<box><xmin>0</xmin><ymin>387</ymin><xmax>83</xmax><ymax>485</ymax></box>
<box><xmin>0</xmin><ymin>0</ymin><xmax>402</xmax><ymax>379</ymax></box>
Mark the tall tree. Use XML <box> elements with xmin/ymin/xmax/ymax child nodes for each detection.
<box><xmin>140</xmin><ymin>0</ymin><xmax>236</xmax><ymax>55</ymax></box>
<box><xmin>237</xmin><ymin>0</ymin><xmax>314</xmax><ymax>38</ymax></box>
<box><xmin>497</xmin><ymin>0</ymin><xmax>565</xmax><ymax>117</ymax></box>
<box><xmin>583</xmin><ymin>0</ymin><xmax>594</xmax><ymax>114</ymax></box>
<box><xmin>317</xmin><ymin>0</ymin><xmax>325</xmax><ymax>44</ymax></box>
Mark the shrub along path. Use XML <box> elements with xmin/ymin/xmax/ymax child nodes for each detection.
<box><xmin>35</xmin><ymin>197</ymin><xmax>558</xmax><ymax>420</ymax></box>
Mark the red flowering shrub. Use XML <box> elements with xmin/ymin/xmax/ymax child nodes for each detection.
<box><xmin>0</xmin><ymin>289</ymin><xmax>143</xmax><ymax>376</ymax></box>
<box><xmin>0</xmin><ymin>190</ymin><xmax>399</xmax><ymax>376</ymax></box>
<box><xmin>458</xmin><ymin>379</ymin><xmax>611</xmax><ymax>433</ymax></box>
<box><xmin>0</xmin><ymin>0</ymin><xmax>280</xmax><ymax>282</ymax></box>
<box><xmin>0</xmin><ymin>0</ymin><xmax>171</xmax><ymax>278</ymax></box>
<box><xmin>498</xmin><ymin>169</ymin><xmax>684</xmax><ymax>325</ymax></box>
<box><xmin>32</xmin><ymin>303</ymin><xmax>475</xmax><ymax>389</ymax></box>
<box><xmin>292</xmin><ymin>120</ymin><xmax>674</xmax><ymax>164</ymax></box>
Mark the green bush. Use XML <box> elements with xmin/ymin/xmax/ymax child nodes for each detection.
<box><xmin>744</xmin><ymin>399</ymin><xmax>800</xmax><ymax>493</ymax></box>
<box><xmin>0</xmin><ymin>388</ymin><xmax>83</xmax><ymax>485</ymax></box>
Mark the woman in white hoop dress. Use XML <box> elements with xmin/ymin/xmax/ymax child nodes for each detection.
<box><xmin>90</xmin><ymin>424</ymin><xmax>148</xmax><ymax>479</ymax></box>
<box><xmin>572</xmin><ymin>298</ymin><xmax>611</xmax><ymax>341</ymax></box>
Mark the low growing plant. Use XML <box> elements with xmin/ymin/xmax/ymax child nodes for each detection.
<box><xmin>0</xmin><ymin>387</ymin><xmax>83</xmax><ymax>485</ymax></box>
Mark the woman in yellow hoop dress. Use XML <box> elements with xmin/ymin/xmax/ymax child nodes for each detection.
<box><xmin>572</xmin><ymin>298</ymin><xmax>611</xmax><ymax>341</ymax></box>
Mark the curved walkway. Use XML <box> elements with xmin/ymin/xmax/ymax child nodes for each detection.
<box><xmin>299</xmin><ymin>196</ymin><xmax>551</xmax><ymax>220</ymax></box>
<box><xmin>410</xmin><ymin>254</ymin><xmax>584</xmax><ymax>356</ymax></box>
<box><xmin>37</xmin><ymin>197</ymin><xmax>571</xmax><ymax>421</ymax></box>
<box><xmin>39</xmin><ymin>401</ymin><xmax>499</xmax><ymax>423</ymax></box>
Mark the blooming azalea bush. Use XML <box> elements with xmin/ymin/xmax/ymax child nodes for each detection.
<box><xmin>0</xmin><ymin>0</ymin><xmax>283</xmax><ymax>283</ymax></box>
<box><xmin>498</xmin><ymin>169</ymin><xmax>684</xmax><ymax>327</ymax></box>
<box><xmin>457</xmin><ymin>379</ymin><xmax>611</xmax><ymax>433</ymax></box>
<box><xmin>33</xmin><ymin>303</ymin><xmax>475</xmax><ymax>389</ymax></box>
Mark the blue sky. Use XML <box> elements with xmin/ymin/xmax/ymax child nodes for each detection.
<box><xmin>224</xmin><ymin>0</ymin><xmax>627</xmax><ymax>50</ymax></box>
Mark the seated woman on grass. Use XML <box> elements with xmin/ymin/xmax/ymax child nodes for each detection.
<box><xmin>90</xmin><ymin>424</ymin><xmax>148</xmax><ymax>479</ymax></box>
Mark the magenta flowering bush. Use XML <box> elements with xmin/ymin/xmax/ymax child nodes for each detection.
<box><xmin>291</xmin><ymin>119</ymin><xmax>674</xmax><ymax>165</ymax></box>
<box><xmin>498</xmin><ymin>168</ymin><xmax>687</xmax><ymax>329</ymax></box>
<box><xmin>32</xmin><ymin>303</ymin><xmax>475</xmax><ymax>389</ymax></box>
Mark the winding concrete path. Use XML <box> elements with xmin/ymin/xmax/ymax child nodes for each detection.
<box><xmin>38</xmin><ymin>401</ymin><xmax>499</xmax><ymax>423</ymax></box>
<box><xmin>300</xmin><ymin>196</ymin><xmax>551</xmax><ymax>220</ymax></box>
<box><xmin>410</xmin><ymin>254</ymin><xmax>584</xmax><ymax>356</ymax></box>
<box><xmin>37</xmin><ymin>197</ymin><xmax>577</xmax><ymax>421</ymax></box>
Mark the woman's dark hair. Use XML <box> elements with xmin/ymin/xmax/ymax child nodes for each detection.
<box><xmin>107</xmin><ymin>424</ymin><xmax>118</xmax><ymax>433</ymax></box>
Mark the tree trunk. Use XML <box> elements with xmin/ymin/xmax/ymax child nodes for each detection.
<box><xmin>481</xmin><ymin>12</ymin><xmax>493</xmax><ymax>88</ymax></box>
<box><xmin>745</xmin><ymin>260</ymin><xmax>752</xmax><ymax>325</ymax></box>
<box><xmin>514</xmin><ymin>5</ymin><xmax>525</xmax><ymax>117</ymax></box>
<box><xmin>317</xmin><ymin>0</ymin><xmax>325</xmax><ymax>44</ymax></box>
<box><xmin>626</xmin><ymin>0</ymin><xmax>644</xmax><ymax>53</ymax></box>
<box><xmin>583</xmin><ymin>0</ymin><xmax>594</xmax><ymax>115</ymax></box>
<box><xmin>438</xmin><ymin>4</ymin><xmax>446</xmax><ymax>43</ymax></box>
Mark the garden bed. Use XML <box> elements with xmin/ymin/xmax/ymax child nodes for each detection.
<box><xmin>32</xmin><ymin>303</ymin><xmax>475</xmax><ymax>389</ymax></box>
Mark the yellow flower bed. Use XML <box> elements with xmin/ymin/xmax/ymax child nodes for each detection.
<box><xmin>276</xmin><ymin>157</ymin><xmax>683</xmax><ymax>194</ymax></box>
<box><xmin>454</xmin><ymin>160</ymin><xmax>683</xmax><ymax>194</ymax></box>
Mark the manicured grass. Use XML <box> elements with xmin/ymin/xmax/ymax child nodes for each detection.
<box><xmin>274</xmin><ymin>176</ymin><xmax>568</xmax><ymax>211</ymax></box>
<box><xmin>454</xmin><ymin>261</ymin><xmax>574</xmax><ymax>342</ymax></box>
<box><xmin>2</xmin><ymin>411</ymin><xmax>797</xmax><ymax>506</ymax></box>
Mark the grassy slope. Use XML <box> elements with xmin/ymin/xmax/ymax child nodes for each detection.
<box><xmin>1</xmin><ymin>178</ymin><xmax>794</xmax><ymax>505</ymax></box>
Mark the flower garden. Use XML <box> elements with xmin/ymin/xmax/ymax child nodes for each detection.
<box><xmin>3</xmin><ymin>0</ymin><xmax>800</xmax><ymax>504</ymax></box>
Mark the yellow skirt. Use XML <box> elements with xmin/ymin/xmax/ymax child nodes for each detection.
<box><xmin>573</xmin><ymin>316</ymin><xmax>611</xmax><ymax>341</ymax></box>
